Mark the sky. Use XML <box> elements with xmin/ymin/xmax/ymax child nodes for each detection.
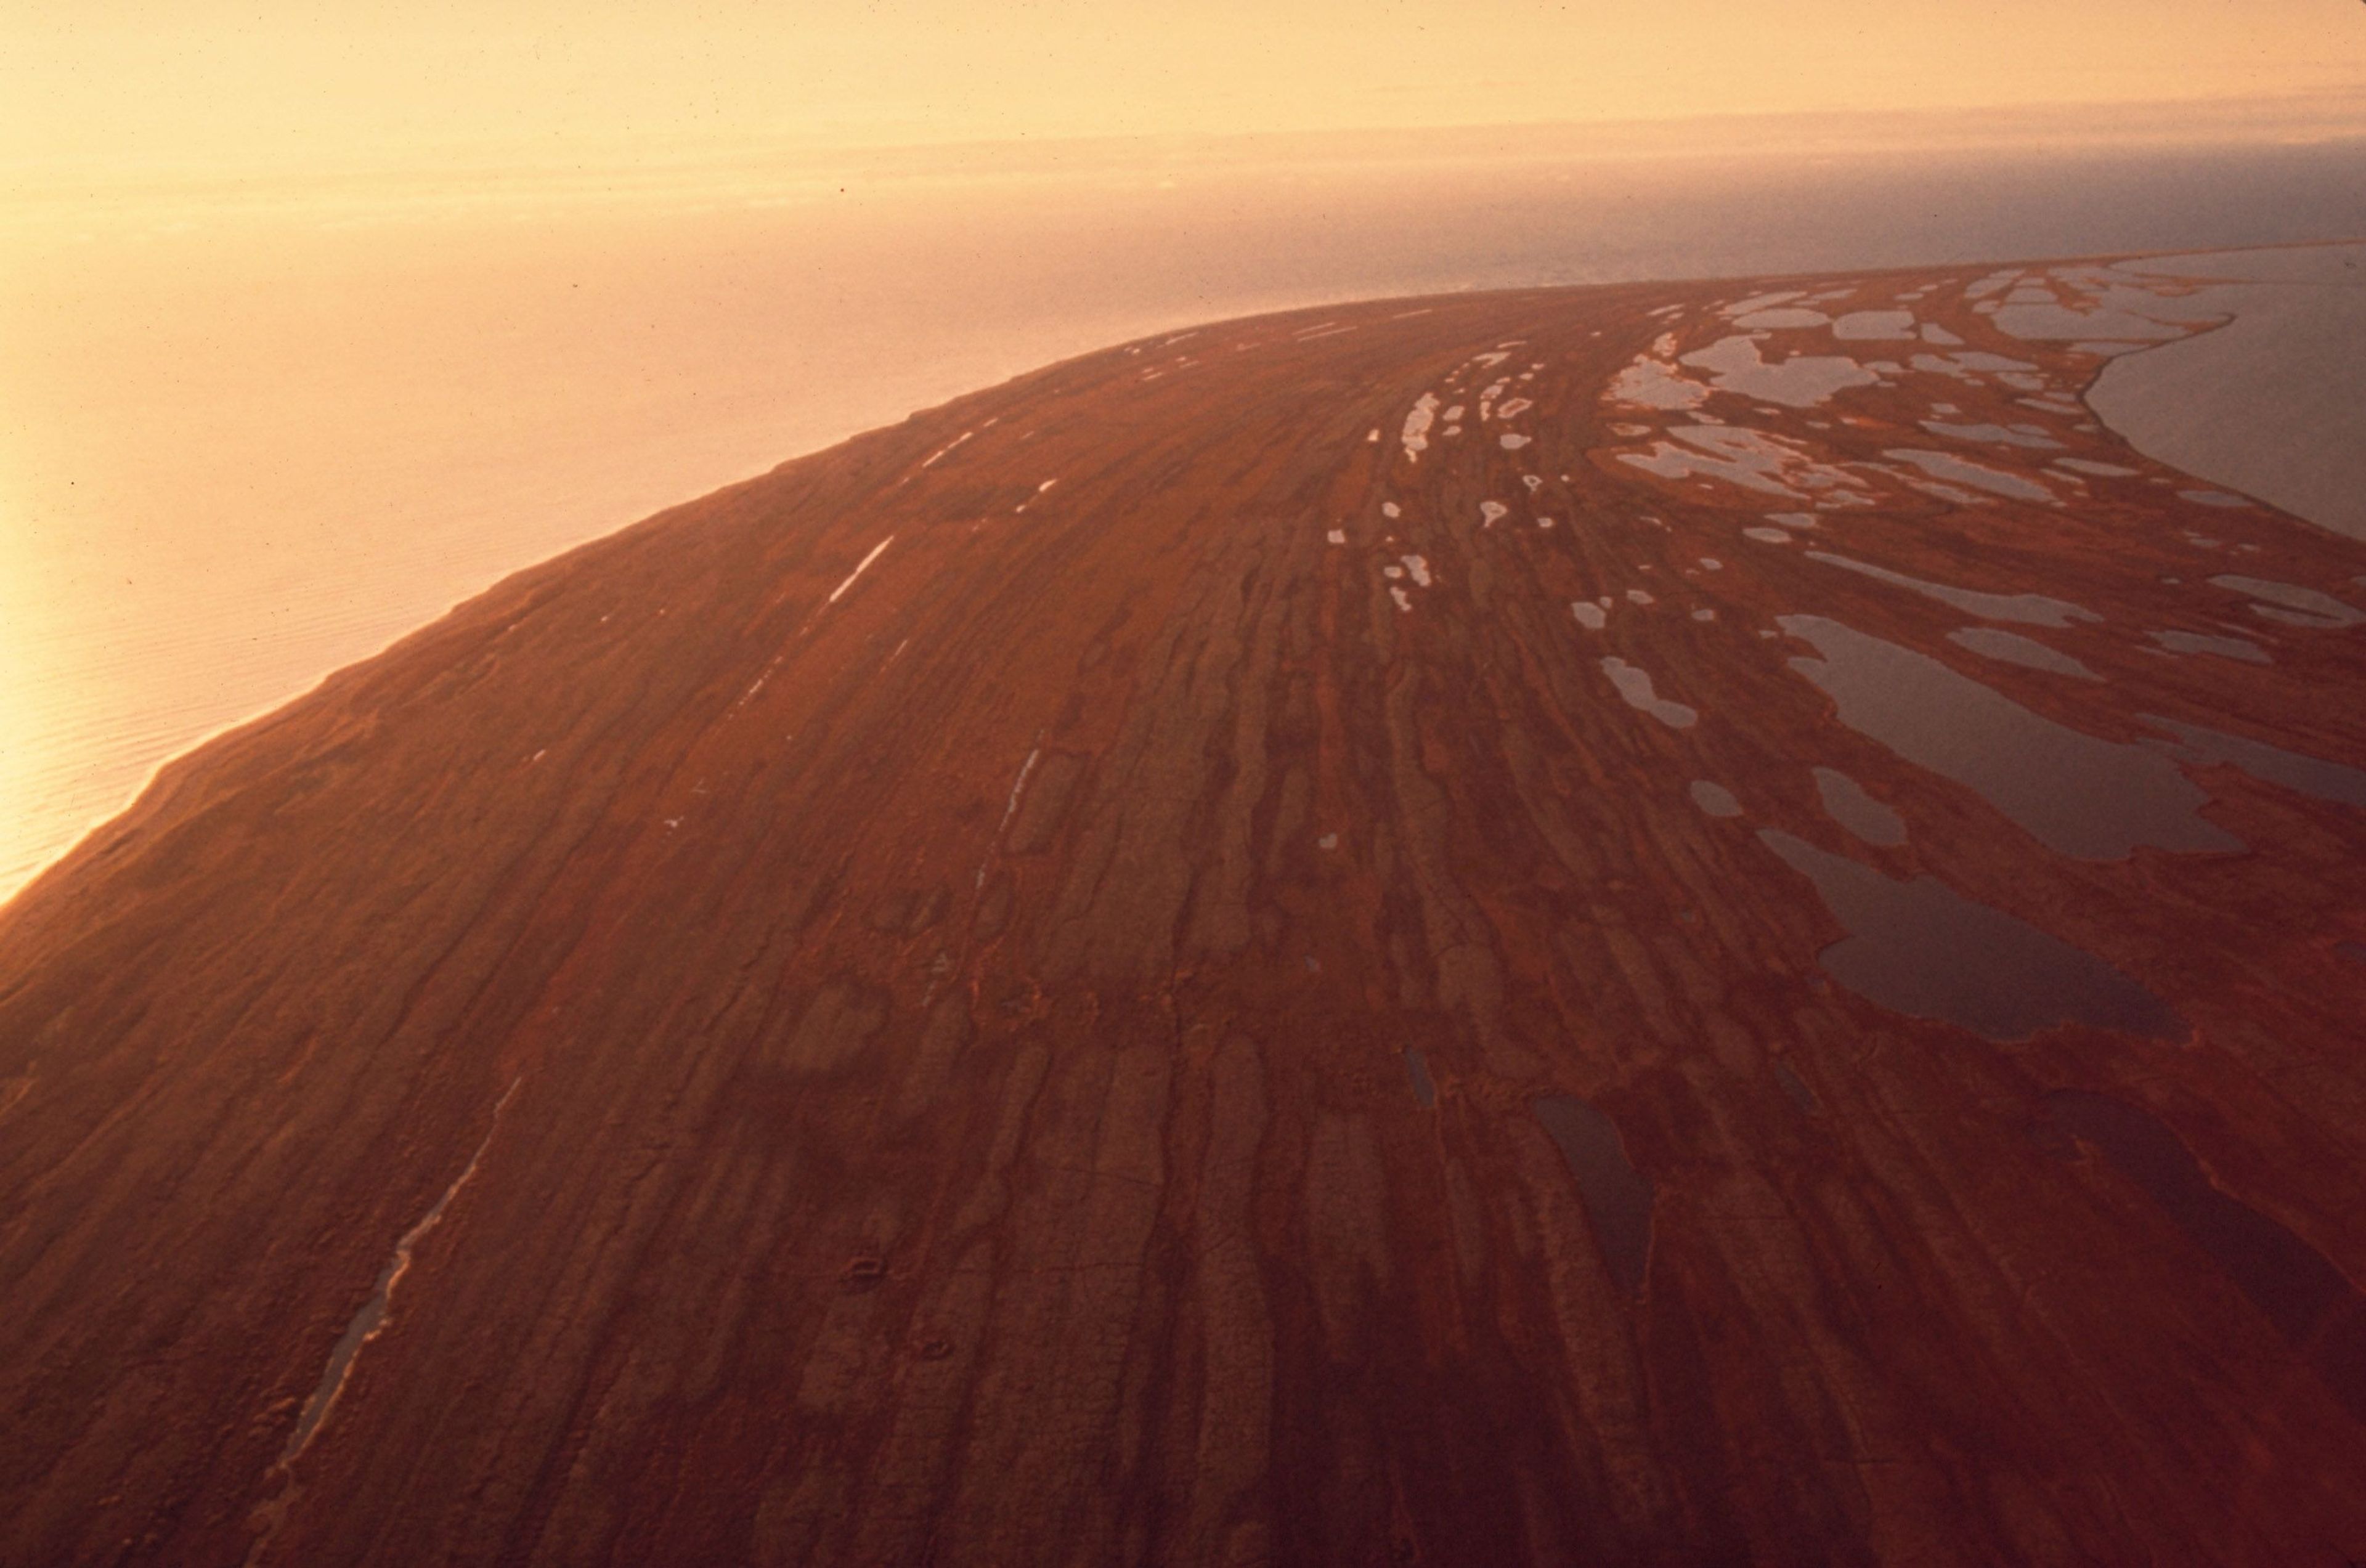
<box><xmin>6</xmin><ymin>0</ymin><xmax>2364</xmax><ymax>195</ymax></box>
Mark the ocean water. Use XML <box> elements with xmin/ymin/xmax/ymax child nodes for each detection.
<box><xmin>4</xmin><ymin>134</ymin><xmax>2363</xmax><ymax>900</ymax></box>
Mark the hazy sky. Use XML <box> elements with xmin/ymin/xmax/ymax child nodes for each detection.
<box><xmin>7</xmin><ymin>0</ymin><xmax>2364</xmax><ymax>185</ymax></box>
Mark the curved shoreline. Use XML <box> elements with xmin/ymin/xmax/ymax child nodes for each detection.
<box><xmin>2087</xmin><ymin>242</ymin><xmax>2366</xmax><ymax>542</ymax></box>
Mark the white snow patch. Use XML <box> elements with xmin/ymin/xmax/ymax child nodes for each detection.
<box><xmin>921</xmin><ymin>431</ymin><xmax>974</xmax><ymax>468</ymax></box>
<box><xmin>1401</xmin><ymin>394</ymin><xmax>1441</xmax><ymax>461</ymax></box>
<box><xmin>828</xmin><ymin>536</ymin><xmax>895</xmax><ymax>603</ymax></box>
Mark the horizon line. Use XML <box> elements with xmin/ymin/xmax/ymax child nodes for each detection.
<box><xmin>8</xmin><ymin>86</ymin><xmax>2364</xmax><ymax>230</ymax></box>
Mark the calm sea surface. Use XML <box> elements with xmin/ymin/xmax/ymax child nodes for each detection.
<box><xmin>4</xmin><ymin>136</ymin><xmax>2362</xmax><ymax>898</ymax></box>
